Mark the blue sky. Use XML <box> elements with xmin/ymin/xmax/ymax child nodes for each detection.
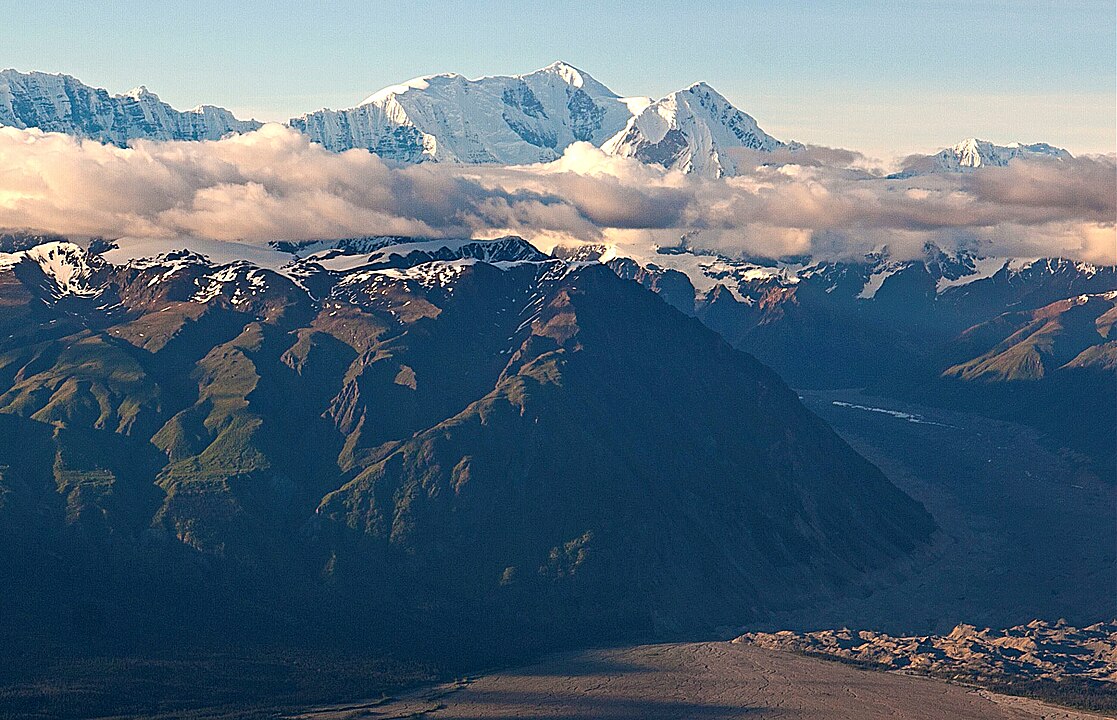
<box><xmin>3</xmin><ymin>0</ymin><xmax>1113</xmax><ymax>157</ymax></box>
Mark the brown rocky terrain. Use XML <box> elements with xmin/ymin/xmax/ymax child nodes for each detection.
<box><xmin>736</xmin><ymin>620</ymin><xmax>1117</xmax><ymax>708</ymax></box>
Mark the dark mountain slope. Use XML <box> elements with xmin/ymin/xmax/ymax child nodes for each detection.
<box><xmin>596</xmin><ymin>246</ymin><xmax>1115</xmax><ymax>476</ymax></box>
<box><xmin>883</xmin><ymin>292</ymin><xmax>1117</xmax><ymax>478</ymax></box>
<box><xmin>0</xmin><ymin>238</ymin><xmax>934</xmax><ymax>663</ymax></box>
<box><xmin>317</xmin><ymin>265</ymin><xmax>930</xmax><ymax>639</ymax></box>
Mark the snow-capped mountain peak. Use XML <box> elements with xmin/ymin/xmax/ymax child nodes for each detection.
<box><xmin>601</xmin><ymin>81</ymin><xmax>784</xmax><ymax>177</ymax></box>
<box><xmin>526</xmin><ymin>61</ymin><xmax>617</xmax><ymax>98</ymax></box>
<box><xmin>291</xmin><ymin>62</ymin><xmax>635</xmax><ymax>164</ymax></box>
<box><xmin>895</xmin><ymin>138</ymin><xmax>1073</xmax><ymax>176</ymax></box>
<box><xmin>0</xmin><ymin>69</ymin><xmax>261</xmax><ymax>145</ymax></box>
<box><xmin>0</xmin><ymin>240</ymin><xmax>105</xmax><ymax>298</ymax></box>
<box><xmin>125</xmin><ymin>85</ymin><xmax>154</xmax><ymax>100</ymax></box>
<box><xmin>360</xmin><ymin>73</ymin><xmax>461</xmax><ymax>106</ymax></box>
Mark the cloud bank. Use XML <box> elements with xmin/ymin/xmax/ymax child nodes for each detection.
<box><xmin>0</xmin><ymin>124</ymin><xmax>1112</xmax><ymax>263</ymax></box>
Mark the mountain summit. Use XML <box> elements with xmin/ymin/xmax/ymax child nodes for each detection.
<box><xmin>602</xmin><ymin>82</ymin><xmax>785</xmax><ymax>177</ymax></box>
<box><xmin>289</xmin><ymin>61</ymin><xmax>639</xmax><ymax>163</ymax></box>
<box><xmin>896</xmin><ymin>138</ymin><xmax>1072</xmax><ymax>176</ymax></box>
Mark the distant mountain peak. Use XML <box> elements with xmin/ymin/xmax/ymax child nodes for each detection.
<box><xmin>526</xmin><ymin>61</ymin><xmax>616</xmax><ymax>97</ymax></box>
<box><xmin>293</xmin><ymin>62</ymin><xmax>635</xmax><ymax>163</ymax></box>
<box><xmin>0</xmin><ymin>68</ymin><xmax>261</xmax><ymax>145</ymax></box>
<box><xmin>895</xmin><ymin>138</ymin><xmax>1072</xmax><ymax>176</ymax></box>
<box><xmin>601</xmin><ymin>81</ymin><xmax>784</xmax><ymax>177</ymax></box>
<box><xmin>125</xmin><ymin>85</ymin><xmax>154</xmax><ymax>100</ymax></box>
<box><xmin>540</xmin><ymin>60</ymin><xmax>583</xmax><ymax>74</ymax></box>
<box><xmin>685</xmin><ymin>80</ymin><xmax>717</xmax><ymax>92</ymax></box>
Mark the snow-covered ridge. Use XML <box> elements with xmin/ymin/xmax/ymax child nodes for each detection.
<box><xmin>3</xmin><ymin>236</ymin><xmax>1114</xmax><ymax>319</ymax></box>
<box><xmin>896</xmin><ymin>138</ymin><xmax>1072</xmax><ymax>176</ymax></box>
<box><xmin>575</xmin><ymin>238</ymin><xmax>1115</xmax><ymax>310</ymax></box>
<box><xmin>0</xmin><ymin>236</ymin><xmax>560</xmax><ymax>305</ymax></box>
<box><xmin>289</xmin><ymin>62</ymin><xmax>638</xmax><ymax>163</ymax></box>
<box><xmin>335</xmin><ymin>258</ymin><xmax>479</xmax><ymax>295</ymax></box>
<box><xmin>191</xmin><ymin>263</ymin><xmax>271</xmax><ymax>305</ymax></box>
<box><xmin>295</xmin><ymin>235</ymin><xmax>550</xmax><ymax>274</ymax></box>
<box><xmin>2</xmin><ymin>63</ymin><xmax>790</xmax><ymax>174</ymax></box>
<box><xmin>602</xmin><ymin>83</ymin><xmax>785</xmax><ymax>177</ymax></box>
<box><xmin>0</xmin><ymin>69</ymin><xmax>261</xmax><ymax>145</ymax></box>
<box><xmin>0</xmin><ymin>241</ymin><xmax>104</xmax><ymax>298</ymax></box>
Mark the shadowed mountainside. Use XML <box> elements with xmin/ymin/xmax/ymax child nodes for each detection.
<box><xmin>0</xmin><ymin>238</ymin><xmax>934</xmax><ymax>679</ymax></box>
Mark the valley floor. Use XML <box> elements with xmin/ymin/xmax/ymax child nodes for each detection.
<box><xmin>5</xmin><ymin>393</ymin><xmax>1111</xmax><ymax>719</ymax></box>
<box><xmin>284</xmin><ymin>393</ymin><xmax>1115</xmax><ymax>720</ymax></box>
<box><xmin>290</xmin><ymin>642</ymin><xmax>1105</xmax><ymax>720</ymax></box>
<box><xmin>788</xmin><ymin>389</ymin><xmax>1115</xmax><ymax>633</ymax></box>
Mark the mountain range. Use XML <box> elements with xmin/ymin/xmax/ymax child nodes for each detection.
<box><xmin>552</xmin><ymin>238</ymin><xmax>1116</xmax><ymax>476</ymax></box>
<box><xmin>0</xmin><ymin>233</ymin><xmax>936</xmax><ymax>668</ymax></box>
<box><xmin>0</xmin><ymin>53</ymin><xmax>1112</xmax><ymax>720</ymax></box>
<box><xmin>0</xmin><ymin>210</ymin><xmax>1110</xmax><ymax>717</ymax></box>
<box><xmin>0</xmin><ymin>64</ymin><xmax>1073</xmax><ymax>176</ymax></box>
<box><xmin>894</xmin><ymin>138</ymin><xmax>1074</xmax><ymax>176</ymax></box>
<box><xmin>0</xmin><ymin>69</ymin><xmax>262</xmax><ymax>144</ymax></box>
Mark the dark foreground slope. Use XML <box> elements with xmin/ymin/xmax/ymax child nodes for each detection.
<box><xmin>0</xmin><ymin>238</ymin><xmax>932</xmax><ymax>714</ymax></box>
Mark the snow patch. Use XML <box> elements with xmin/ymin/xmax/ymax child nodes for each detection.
<box><xmin>857</xmin><ymin>266</ymin><xmax>900</xmax><ymax>299</ymax></box>
<box><xmin>936</xmin><ymin>256</ymin><xmax>1009</xmax><ymax>293</ymax></box>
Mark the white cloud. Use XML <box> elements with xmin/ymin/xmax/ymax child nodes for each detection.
<box><xmin>0</xmin><ymin>125</ymin><xmax>1111</xmax><ymax>263</ymax></box>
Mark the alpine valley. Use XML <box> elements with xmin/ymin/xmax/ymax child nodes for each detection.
<box><xmin>0</xmin><ymin>60</ymin><xmax>1113</xmax><ymax>720</ymax></box>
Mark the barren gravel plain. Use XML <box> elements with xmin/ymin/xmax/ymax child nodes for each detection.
<box><xmin>292</xmin><ymin>642</ymin><xmax>1108</xmax><ymax>720</ymax></box>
